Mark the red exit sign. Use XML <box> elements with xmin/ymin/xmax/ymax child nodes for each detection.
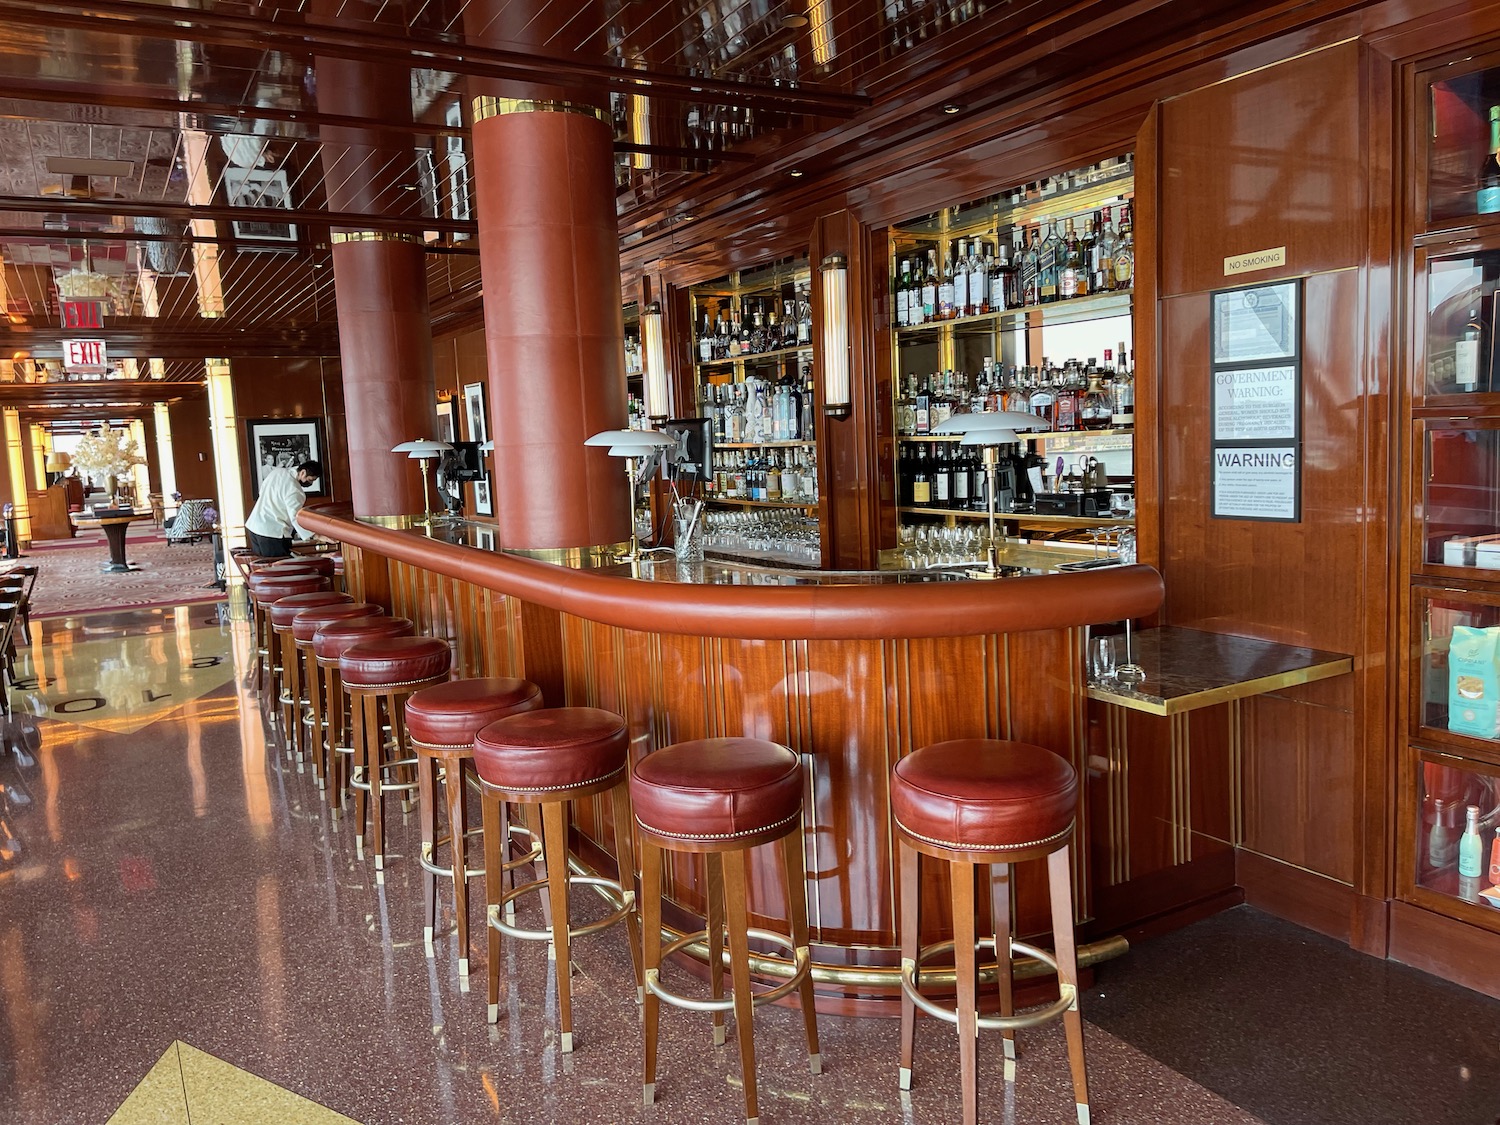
<box><xmin>59</xmin><ymin>300</ymin><xmax>104</xmax><ymax>330</ymax></box>
<box><xmin>62</xmin><ymin>339</ymin><xmax>108</xmax><ymax>371</ymax></box>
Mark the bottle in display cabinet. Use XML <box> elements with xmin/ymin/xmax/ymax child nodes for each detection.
<box><xmin>1480</xmin><ymin>105</ymin><xmax>1500</xmax><ymax>215</ymax></box>
<box><xmin>1459</xmin><ymin>804</ymin><xmax>1484</xmax><ymax>878</ymax></box>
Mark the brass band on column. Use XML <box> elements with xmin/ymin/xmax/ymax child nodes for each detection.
<box><xmin>471</xmin><ymin>96</ymin><xmax>610</xmax><ymax>126</ymax></box>
<box><xmin>330</xmin><ymin>231</ymin><xmax>423</xmax><ymax>245</ymax></box>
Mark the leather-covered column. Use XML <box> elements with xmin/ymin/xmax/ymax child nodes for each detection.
<box><xmin>315</xmin><ymin>38</ymin><xmax>435</xmax><ymax>518</ymax></box>
<box><xmin>469</xmin><ymin>98</ymin><xmax>629</xmax><ymax>549</ymax></box>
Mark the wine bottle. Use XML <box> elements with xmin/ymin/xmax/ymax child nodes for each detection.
<box><xmin>1479</xmin><ymin>105</ymin><xmax>1500</xmax><ymax>215</ymax></box>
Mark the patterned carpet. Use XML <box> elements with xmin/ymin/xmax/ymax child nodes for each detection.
<box><xmin>18</xmin><ymin>533</ymin><xmax>225</xmax><ymax>619</ymax></box>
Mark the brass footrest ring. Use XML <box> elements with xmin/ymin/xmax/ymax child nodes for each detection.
<box><xmin>488</xmin><ymin>874</ymin><xmax>635</xmax><ymax>944</ymax></box>
<box><xmin>901</xmin><ymin>938</ymin><xmax>1076</xmax><ymax>1030</ymax></box>
<box><xmin>418</xmin><ymin>830</ymin><xmax>487</xmax><ymax>879</ymax></box>
<box><xmin>647</xmin><ymin>928</ymin><xmax>810</xmax><ymax>1013</ymax></box>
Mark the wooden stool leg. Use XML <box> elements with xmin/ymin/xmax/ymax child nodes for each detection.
<box><xmin>367</xmin><ymin>694</ymin><xmax>387</xmax><ymax>879</ymax></box>
<box><xmin>898</xmin><ymin>841</ymin><xmax>921</xmax><ymax>1090</ymax></box>
<box><xmin>527</xmin><ymin>803</ymin><xmax>553</xmax><ymax>935</ymax></box>
<box><xmin>482</xmin><ymin>789</ymin><xmax>504</xmax><ymax>1023</ymax></box>
<box><xmin>325</xmin><ymin>666</ymin><xmax>345</xmax><ymax>815</ymax></box>
<box><xmin>304</xmin><ymin>646</ymin><xmax>325</xmax><ymax>788</ymax></box>
<box><xmin>992</xmin><ymin>861</ymin><xmax>1017</xmax><ymax>1080</ymax></box>
<box><xmin>281</xmin><ymin>632</ymin><xmax>301</xmax><ymax>761</ymax></box>
<box><xmin>779</xmin><ymin>825</ymin><xmax>821</xmax><ymax>1073</ymax></box>
<box><xmin>446</xmin><ymin>759</ymin><xmax>472</xmax><ymax>978</ymax></box>
<box><xmin>540</xmin><ymin>799</ymin><xmax>575</xmax><ymax>1053</ymax></box>
<box><xmin>706</xmin><ymin>852</ymin><xmax>726</xmax><ymax>1046</ymax></box>
<box><xmin>418</xmin><ymin>751</ymin><xmax>438</xmax><ymax>956</ymax></box>
<box><xmin>609</xmin><ymin>780</ymin><xmax>644</xmax><ymax>1001</ymax></box>
<box><xmin>1048</xmin><ymin>845</ymin><xmax>1090</xmax><ymax>1125</ymax></box>
<box><xmin>640</xmin><ymin>839</ymin><xmax>663</xmax><ymax>1106</ymax></box>
<box><xmin>723</xmin><ymin>848</ymin><xmax>760</xmax><ymax>1125</ymax></box>
<box><xmin>952</xmin><ymin>859</ymin><xmax>980</xmax><ymax>1125</ymax></box>
<box><xmin>350</xmin><ymin>689</ymin><xmax>368</xmax><ymax>847</ymax></box>
<box><xmin>253</xmin><ymin>604</ymin><xmax>265</xmax><ymax>693</ymax></box>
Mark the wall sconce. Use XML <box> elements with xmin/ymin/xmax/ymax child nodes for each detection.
<box><xmin>819</xmin><ymin>254</ymin><xmax>850</xmax><ymax>417</ymax></box>
<box><xmin>641</xmin><ymin>302</ymin><xmax>670</xmax><ymax>423</ymax></box>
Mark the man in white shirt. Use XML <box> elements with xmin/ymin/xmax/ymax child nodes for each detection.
<box><xmin>245</xmin><ymin>459</ymin><xmax>321</xmax><ymax>557</ymax></box>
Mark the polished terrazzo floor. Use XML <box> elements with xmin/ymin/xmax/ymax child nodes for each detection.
<box><xmin>0</xmin><ymin>607</ymin><xmax>1495</xmax><ymax>1125</ymax></box>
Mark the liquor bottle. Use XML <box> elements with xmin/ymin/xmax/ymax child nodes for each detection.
<box><xmin>1490</xmin><ymin>826</ymin><xmax>1500</xmax><ymax>885</ymax></box>
<box><xmin>1096</xmin><ymin>208</ymin><xmax>1117</xmax><ymax>292</ymax></box>
<box><xmin>953</xmin><ymin>442</ymin><xmax>971</xmax><ymax>507</ymax></box>
<box><xmin>989</xmin><ymin>240</ymin><xmax>1011</xmax><ymax>312</ymax></box>
<box><xmin>952</xmin><ymin>241</ymin><xmax>969</xmax><ymax>319</ymax></box>
<box><xmin>921</xmin><ymin>250</ymin><xmax>938</xmax><ymax>323</ymax></box>
<box><xmin>1479</xmin><ymin>105</ymin><xmax>1500</xmax><ymax>215</ymax></box>
<box><xmin>1429</xmin><ymin>797</ymin><xmax>1457</xmax><ymax>870</ymax></box>
<box><xmin>1082</xmin><ymin>216</ymin><xmax>1100</xmax><ymax>293</ymax></box>
<box><xmin>1080</xmin><ymin>364</ymin><xmax>1113</xmax><ymax>430</ymax></box>
<box><xmin>1028</xmin><ymin>361</ymin><xmax>1056</xmax><ymax>428</ymax></box>
<box><xmin>911</xmin><ymin>445</ymin><xmax>932</xmax><ymax>506</ymax></box>
<box><xmin>1456</xmin><ymin>309</ymin><xmax>1482</xmax><ymax>393</ymax></box>
<box><xmin>1059</xmin><ymin>219</ymin><xmax>1084</xmax><ymax>300</ymax></box>
<box><xmin>932</xmin><ymin>443</ymin><xmax>951</xmax><ymax>507</ymax></box>
<box><xmin>1053</xmin><ymin>360</ymin><xmax>1079</xmax><ymax>432</ymax></box>
<box><xmin>1111</xmin><ymin>343</ymin><xmax>1135</xmax><ymax>427</ymax></box>
<box><xmin>1038</xmin><ymin>220</ymin><xmax>1060</xmax><ymax>303</ymax></box>
<box><xmin>938</xmin><ymin>248</ymin><xmax>957</xmax><ymax>320</ymax></box>
<box><xmin>782</xmin><ymin>297</ymin><xmax>798</xmax><ymax>347</ymax></box>
<box><xmin>699</xmin><ymin>311</ymin><xmax>714</xmax><ymax>363</ymax></box>
<box><xmin>1113</xmin><ymin>204</ymin><xmax>1134</xmax><ymax>289</ymax></box>
<box><xmin>895</xmin><ymin>258</ymin><xmax>911</xmax><ymax>328</ymax></box>
<box><xmin>931</xmin><ymin>370</ymin><xmax>953</xmax><ymax>430</ymax></box>
<box><xmin>796</xmin><ymin>283</ymin><xmax>813</xmax><ymax>345</ymax></box>
<box><xmin>970</xmin><ymin>241</ymin><xmax>989</xmax><ymax>316</ymax></box>
<box><xmin>749</xmin><ymin>301</ymin><xmax>767</xmax><ymax>354</ymax></box>
<box><xmin>896</xmin><ymin>374</ymin><xmax>915</xmax><ymax>436</ymax></box>
<box><xmin>915</xmin><ymin>376</ymin><xmax>931</xmax><ymax>436</ymax></box>
<box><xmin>766</xmin><ymin>451</ymin><xmax>782</xmax><ymax>502</ymax></box>
<box><xmin>1459</xmin><ymin>804</ymin><xmax>1484</xmax><ymax>878</ymax></box>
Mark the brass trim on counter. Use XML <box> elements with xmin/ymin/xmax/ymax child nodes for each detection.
<box><xmin>330</xmin><ymin>231</ymin><xmax>422</xmax><ymax>245</ymax></box>
<box><xmin>472</xmin><ymin>96</ymin><xmax>610</xmax><ymax>125</ymax></box>
<box><xmin>502</xmin><ymin>541</ymin><xmax>630</xmax><ymax>568</ymax></box>
<box><xmin>1088</xmin><ymin>656</ymin><xmax>1353</xmax><ymax>716</ymax></box>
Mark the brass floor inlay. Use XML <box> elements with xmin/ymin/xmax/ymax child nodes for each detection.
<box><xmin>107</xmin><ymin>1041</ymin><xmax>360</xmax><ymax>1125</ymax></box>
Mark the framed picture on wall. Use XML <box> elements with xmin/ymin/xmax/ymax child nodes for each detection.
<box><xmin>245</xmin><ymin>416</ymin><xmax>327</xmax><ymax>499</ymax></box>
<box><xmin>473</xmin><ymin>474</ymin><xmax>493</xmax><ymax>516</ymax></box>
<box><xmin>463</xmin><ymin>382</ymin><xmax>487</xmax><ymax>444</ymax></box>
<box><xmin>436</xmin><ymin>399</ymin><xmax>455</xmax><ymax>444</ymax></box>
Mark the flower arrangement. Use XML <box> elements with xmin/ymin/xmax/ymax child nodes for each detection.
<box><xmin>70</xmin><ymin>423</ymin><xmax>145</xmax><ymax>481</ymax></box>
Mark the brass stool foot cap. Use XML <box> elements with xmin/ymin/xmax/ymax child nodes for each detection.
<box><xmin>374</xmin><ymin>854</ymin><xmax>383</xmax><ymax>871</ymax></box>
<box><xmin>1077</xmin><ymin>1105</ymin><xmax>1091</xmax><ymax>1125</ymax></box>
<box><xmin>713</xmin><ymin>1025</ymin><xmax>726</xmax><ymax>1047</ymax></box>
<box><xmin>487</xmin><ymin>1003</ymin><xmax>499</xmax><ymax>1024</ymax></box>
<box><xmin>547</xmin><ymin>941</ymin><xmax>556</xmax><ymax>961</ymax></box>
<box><xmin>375</xmin><ymin>869</ymin><xmax>385</xmax><ymax>886</ymax></box>
<box><xmin>1004</xmin><ymin>1057</ymin><xmax>1017</xmax><ymax>1083</ymax></box>
<box><xmin>809</xmin><ymin>1053</ymin><xmax>822</xmax><ymax>1076</ymax></box>
<box><xmin>458</xmin><ymin>957</ymin><xmax>469</xmax><ymax>977</ymax></box>
<box><xmin>423</xmin><ymin>926</ymin><xmax>434</xmax><ymax>958</ymax></box>
<box><xmin>560</xmin><ymin>1032</ymin><xmax>573</xmax><ymax>1054</ymax></box>
<box><xmin>637</xmin><ymin>986</ymin><xmax>644</xmax><ymax>1005</ymax></box>
<box><xmin>899</xmin><ymin>1066</ymin><xmax>912</xmax><ymax>1091</ymax></box>
<box><xmin>642</xmin><ymin>1083</ymin><xmax>654</xmax><ymax>1107</ymax></box>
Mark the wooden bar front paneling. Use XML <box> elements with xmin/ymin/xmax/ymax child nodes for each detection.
<box><xmin>308</xmin><ymin>511</ymin><xmax>1165</xmax><ymax>994</ymax></box>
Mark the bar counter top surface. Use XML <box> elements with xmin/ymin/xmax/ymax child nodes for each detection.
<box><xmin>1087</xmin><ymin>625</ymin><xmax>1354</xmax><ymax>715</ymax></box>
<box><xmin>297</xmin><ymin>507</ymin><xmax>1165</xmax><ymax>640</ymax></box>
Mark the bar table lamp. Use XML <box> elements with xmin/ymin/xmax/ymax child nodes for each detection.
<box><xmin>584</xmin><ymin>428</ymin><xmax>674</xmax><ymax>564</ymax></box>
<box><xmin>932</xmin><ymin>410</ymin><xmax>1046</xmax><ymax>578</ymax></box>
<box><xmin>391</xmin><ymin>439</ymin><xmax>454</xmax><ymax>525</ymax></box>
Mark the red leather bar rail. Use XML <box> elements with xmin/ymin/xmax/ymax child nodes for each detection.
<box><xmin>299</xmin><ymin>508</ymin><xmax>1164</xmax><ymax>641</ymax></box>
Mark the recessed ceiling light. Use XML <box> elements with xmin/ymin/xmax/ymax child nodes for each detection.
<box><xmin>677</xmin><ymin>213</ymin><xmax>695</xmax><ymax>221</ymax></box>
<box><xmin>400</xmin><ymin>183</ymin><xmax>418</xmax><ymax>192</ymax></box>
<box><xmin>788</xmin><ymin>169</ymin><xmax>804</xmax><ymax>177</ymax></box>
<box><xmin>781</xmin><ymin>14</ymin><xmax>809</xmax><ymax>27</ymax></box>
<box><xmin>940</xmin><ymin>103</ymin><xmax>964</xmax><ymax>114</ymax></box>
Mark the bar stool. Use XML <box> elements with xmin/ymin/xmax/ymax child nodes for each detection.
<box><xmin>891</xmin><ymin>739</ymin><xmax>1088</xmax><ymax>1125</ymax></box>
<box><xmin>338</xmin><ymin>635</ymin><xmax>451</xmax><ymax>877</ymax></box>
<box><xmin>473</xmin><ymin>707</ymin><xmax>642</xmax><ymax>1043</ymax></box>
<box><xmin>631</xmin><ymin>737</ymin><xmax>821</xmax><ymax>1124</ymax></box>
<box><xmin>292</xmin><ymin>602</ymin><xmax>385</xmax><ymax>789</ymax></box>
<box><xmin>313</xmin><ymin>615</ymin><xmax>414</xmax><ymax>814</ymax></box>
<box><xmin>405</xmin><ymin>677</ymin><xmax>543</xmax><ymax>977</ymax></box>
<box><xmin>269</xmin><ymin>592</ymin><xmax>351</xmax><ymax>761</ymax></box>
<box><xmin>246</xmin><ymin>561</ymin><xmax>322</xmax><ymax>682</ymax></box>
<box><xmin>247</xmin><ymin>572</ymin><xmax>329</xmax><ymax>698</ymax></box>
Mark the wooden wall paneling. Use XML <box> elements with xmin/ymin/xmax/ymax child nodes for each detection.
<box><xmin>812</xmin><ymin>209</ymin><xmax>884</xmax><ymax>569</ymax></box>
<box><xmin>1134</xmin><ymin>104</ymin><xmax>1164</xmax><ymax>576</ymax></box>
<box><xmin>229</xmin><ymin>355</ymin><xmax>351</xmax><ymax>503</ymax></box>
<box><xmin>1389</xmin><ymin>898</ymin><xmax>1500</xmax><ymax>1002</ymax></box>
<box><xmin>166</xmin><ymin>398</ymin><xmax>218</xmax><ymax>502</ymax></box>
<box><xmin>518</xmin><ymin>601</ymin><xmax>564</xmax><ymax>705</ymax></box>
<box><xmin>453</xmin><ymin>329</ymin><xmax>488</xmax><ymax>383</ymax></box>
<box><xmin>1123</xmin><ymin>708</ymin><xmax>1177</xmax><ymax>882</ymax></box>
<box><xmin>1237</xmin><ymin>848</ymin><xmax>1356</xmax><ymax>945</ymax></box>
<box><xmin>1185</xmin><ymin>705</ymin><xmax>1235</xmax><ymax>863</ymax></box>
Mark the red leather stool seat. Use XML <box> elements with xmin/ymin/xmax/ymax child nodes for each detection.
<box><xmin>250</xmin><ymin>575</ymin><xmax>330</xmax><ymax>601</ymax></box>
<box><xmin>285</xmin><ymin>555</ymin><xmax>336</xmax><ymax>578</ymax></box>
<box><xmin>631</xmin><ymin>737</ymin><xmax>801</xmax><ymax>848</ymax></box>
<box><xmin>314</xmin><ymin>616</ymin><xmax>413</xmax><ymax>662</ymax></box>
<box><xmin>473</xmin><ymin>707</ymin><xmax>628</xmax><ymax>794</ymax></box>
<box><xmin>406</xmin><ymin>678</ymin><xmax>544</xmax><ymax>749</ymax></box>
<box><xmin>292</xmin><ymin>602</ymin><xmax>383</xmax><ymax>643</ymax></box>
<box><xmin>891</xmin><ymin>739</ymin><xmax>1077</xmax><ymax>853</ymax></box>
<box><xmin>339</xmin><ymin>635</ymin><xmax>451</xmax><ymax>688</ymax></box>
<box><xmin>269</xmin><ymin>591</ymin><xmax>350</xmax><ymax>629</ymax></box>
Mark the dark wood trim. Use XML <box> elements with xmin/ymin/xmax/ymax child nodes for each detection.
<box><xmin>1236</xmin><ymin>848</ymin><xmax>1357</xmax><ymax>944</ymax></box>
<box><xmin>1087</xmin><ymin>851</ymin><xmax>1240</xmax><ymax>939</ymax></box>
<box><xmin>1389</xmin><ymin>900</ymin><xmax>1500</xmax><ymax>1000</ymax></box>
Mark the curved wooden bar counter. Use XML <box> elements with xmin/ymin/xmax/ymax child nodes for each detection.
<box><xmin>300</xmin><ymin>507</ymin><xmax>1165</xmax><ymax>1009</ymax></box>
